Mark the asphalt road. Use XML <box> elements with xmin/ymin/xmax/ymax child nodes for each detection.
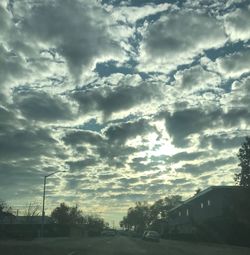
<box><xmin>1</xmin><ymin>236</ymin><xmax>250</xmax><ymax>255</ymax></box>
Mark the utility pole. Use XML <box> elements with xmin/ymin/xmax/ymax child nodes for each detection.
<box><xmin>41</xmin><ymin>171</ymin><xmax>66</xmax><ymax>238</ymax></box>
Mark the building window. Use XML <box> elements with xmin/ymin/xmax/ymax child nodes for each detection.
<box><xmin>201</xmin><ymin>202</ymin><xmax>204</xmax><ymax>209</ymax></box>
<box><xmin>207</xmin><ymin>200</ymin><xmax>211</xmax><ymax>206</ymax></box>
<box><xmin>186</xmin><ymin>209</ymin><xmax>189</xmax><ymax>216</ymax></box>
<box><xmin>179</xmin><ymin>211</ymin><xmax>181</xmax><ymax>217</ymax></box>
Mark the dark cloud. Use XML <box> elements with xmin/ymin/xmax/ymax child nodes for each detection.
<box><xmin>66</xmin><ymin>158</ymin><xmax>97</xmax><ymax>172</ymax></box>
<box><xmin>108</xmin><ymin>193</ymin><xmax>147</xmax><ymax>201</ymax></box>
<box><xmin>118</xmin><ymin>177</ymin><xmax>140</xmax><ymax>186</ymax></box>
<box><xmin>147</xmin><ymin>183</ymin><xmax>169</xmax><ymax>193</ymax></box>
<box><xmin>20</xmin><ymin>0</ymin><xmax>120</xmax><ymax>79</ymax></box>
<box><xmin>13</xmin><ymin>90</ymin><xmax>75</xmax><ymax>122</ymax></box>
<box><xmin>171</xmin><ymin>177</ymin><xmax>188</xmax><ymax>185</ymax></box>
<box><xmin>0</xmin><ymin>159</ymin><xmax>45</xmax><ymax>200</ymax></box>
<box><xmin>0</xmin><ymin>44</ymin><xmax>25</xmax><ymax>87</ymax></box>
<box><xmin>164</xmin><ymin>108</ymin><xmax>221</xmax><ymax>147</ymax></box>
<box><xmin>169</xmin><ymin>151</ymin><xmax>205</xmax><ymax>163</ymax></box>
<box><xmin>98</xmin><ymin>173</ymin><xmax>119</xmax><ymax>180</ymax></box>
<box><xmin>62</xmin><ymin>125</ymin><xmax>146</xmax><ymax>168</ymax></box>
<box><xmin>0</xmin><ymin>127</ymin><xmax>58</xmax><ymax>160</ymax></box>
<box><xmin>178</xmin><ymin>157</ymin><xmax>237</xmax><ymax>176</ymax></box>
<box><xmin>0</xmin><ymin>105</ymin><xmax>20</xmax><ymax>132</ymax></box>
<box><xmin>72</xmin><ymin>82</ymin><xmax>162</xmax><ymax>117</ymax></box>
<box><xmin>62</xmin><ymin>130</ymin><xmax>104</xmax><ymax>146</ymax></box>
<box><xmin>223</xmin><ymin>108</ymin><xmax>250</xmax><ymax>127</ymax></box>
<box><xmin>104</xmin><ymin>118</ymin><xmax>157</xmax><ymax>143</ymax></box>
<box><xmin>199</xmin><ymin>134</ymin><xmax>245</xmax><ymax>150</ymax></box>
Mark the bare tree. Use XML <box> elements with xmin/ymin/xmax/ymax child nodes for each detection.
<box><xmin>24</xmin><ymin>202</ymin><xmax>40</xmax><ymax>223</ymax></box>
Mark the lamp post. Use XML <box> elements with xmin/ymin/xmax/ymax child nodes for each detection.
<box><xmin>41</xmin><ymin>171</ymin><xmax>66</xmax><ymax>238</ymax></box>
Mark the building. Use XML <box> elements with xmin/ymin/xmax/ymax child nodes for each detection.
<box><xmin>1</xmin><ymin>215</ymin><xmax>52</xmax><ymax>224</ymax></box>
<box><xmin>167</xmin><ymin>186</ymin><xmax>250</xmax><ymax>245</ymax></box>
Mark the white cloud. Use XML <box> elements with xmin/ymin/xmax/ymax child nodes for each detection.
<box><xmin>110</xmin><ymin>3</ymin><xmax>171</xmax><ymax>24</ymax></box>
<box><xmin>173</xmin><ymin>65</ymin><xmax>221</xmax><ymax>91</ymax></box>
<box><xmin>224</xmin><ymin>5</ymin><xmax>250</xmax><ymax>42</ymax></box>
<box><xmin>206</xmin><ymin>49</ymin><xmax>250</xmax><ymax>79</ymax></box>
<box><xmin>137</xmin><ymin>10</ymin><xmax>227</xmax><ymax>73</ymax></box>
<box><xmin>221</xmin><ymin>76</ymin><xmax>250</xmax><ymax>110</ymax></box>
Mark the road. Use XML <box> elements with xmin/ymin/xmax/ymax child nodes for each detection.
<box><xmin>1</xmin><ymin>236</ymin><xmax>250</xmax><ymax>255</ymax></box>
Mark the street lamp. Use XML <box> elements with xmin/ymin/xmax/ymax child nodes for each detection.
<box><xmin>41</xmin><ymin>170</ymin><xmax>66</xmax><ymax>238</ymax></box>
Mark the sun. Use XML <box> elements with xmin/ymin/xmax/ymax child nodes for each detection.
<box><xmin>147</xmin><ymin>132</ymin><xmax>178</xmax><ymax>157</ymax></box>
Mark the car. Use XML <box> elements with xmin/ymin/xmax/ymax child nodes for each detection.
<box><xmin>142</xmin><ymin>231</ymin><xmax>160</xmax><ymax>242</ymax></box>
<box><xmin>101</xmin><ymin>230</ymin><xmax>116</xmax><ymax>236</ymax></box>
<box><xmin>142</xmin><ymin>230</ymin><xmax>149</xmax><ymax>240</ymax></box>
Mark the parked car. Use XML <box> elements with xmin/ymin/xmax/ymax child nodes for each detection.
<box><xmin>142</xmin><ymin>230</ymin><xmax>149</xmax><ymax>240</ymax></box>
<box><xmin>101</xmin><ymin>230</ymin><xmax>116</xmax><ymax>236</ymax></box>
<box><xmin>142</xmin><ymin>231</ymin><xmax>160</xmax><ymax>242</ymax></box>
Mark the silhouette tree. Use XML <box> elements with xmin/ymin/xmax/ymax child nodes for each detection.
<box><xmin>235</xmin><ymin>137</ymin><xmax>250</xmax><ymax>187</ymax></box>
<box><xmin>85</xmin><ymin>215</ymin><xmax>107</xmax><ymax>235</ymax></box>
<box><xmin>24</xmin><ymin>202</ymin><xmax>40</xmax><ymax>223</ymax></box>
<box><xmin>0</xmin><ymin>200</ymin><xmax>14</xmax><ymax>224</ymax></box>
<box><xmin>195</xmin><ymin>188</ymin><xmax>201</xmax><ymax>195</ymax></box>
<box><xmin>51</xmin><ymin>203</ymin><xmax>107</xmax><ymax>235</ymax></box>
<box><xmin>51</xmin><ymin>203</ymin><xmax>84</xmax><ymax>224</ymax></box>
<box><xmin>120</xmin><ymin>196</ymin><xmax>182</xmax><ymax>233</ymax></box>
<box><xmin>151</xmin><ymin>195</ymin><xmax>182</xmax><ymax>220</ymax></box>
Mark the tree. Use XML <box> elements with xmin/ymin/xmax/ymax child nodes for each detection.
<box><xmin>24</xmin><ymin>202</ymin><xmax>40</xmax><ymax>223</ymax></box>
<box><xmin>120</xmin><ymin>196</ymin><xmax>182</xmax><ymax>234</ymax></box>
<box><xmin>120</xmin><ymin>216</ymin><xmax>130</xmax><ymax>230</ymax></box>
<box><xmin>194</xmin><ymin>188</ymin><xmax>201</xmax><ymax>196</ymax></box>
<box><xmin>0</xmin><ymin>200</ymin><xmax>14</xmax><ymax>224</ymax></box>
<box><xmin>120</xmin><ymin>202</ymin><xmax>150</xmax><ymax>233</ymax></box>
<box><xmin>235</xmin><ymin>137</ymin><xmax>250</xmax><ymax>186</ymax></box>
<box><xmin>85</xmin><ymin>215</ymin><xmax>107</xmax><ymax>236</ymax></box>
<box><xmin>148</xmin><ymin>195</ymin><xmax>182</xmax><ymax>233</ymax></box>
<box><xmin>51</xmin><ymin>203</ymin><xmax>108</xmax><ymax>236</ymax></box>
<box><xmin>51</xmin><ymin>203</ymin><xmax>84</xmax><ymax>224</ymax></box>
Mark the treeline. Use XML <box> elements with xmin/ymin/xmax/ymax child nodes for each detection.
<box><xmin>51</xmin><ymin>202</ymin><xmax>108</xmax><ymax>232</ymax></box>
<box><xmin>0</xmin><ymin>201</ymin><xmax>108</xmax><ymax>238</ymax></box>
<box><xmin>120</xmin><ymin>195</ymin><xmax>182</xmax><ymax>234</ymax></box>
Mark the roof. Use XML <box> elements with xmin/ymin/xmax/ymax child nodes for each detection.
<box><xmin>168</xmin><ymin>185</ymin><xmax>249</xmax><ymax>213</ymax></box>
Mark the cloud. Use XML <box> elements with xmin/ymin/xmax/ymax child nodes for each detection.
<box><xmin>13</xmin><ymin>90</ymin><xmax>76</xmax><ymax>122</ymax></box>
<box><xmin>178</xmin><ymin>157</ymin><xmax>237</xmax><ymax>176</ymax></box>
<box><xmin>110</xmin><ymin>3</ymin><xmax>171</xmax><ymax>24</ymax></box>
<box><xmin>224</xmin><ymin>4</ymin><xmax>250</xmax><ymax>42</ymax></box>
<box><xmin>66</xmin><ymin>158</ymin><xmax>97</xmax><ymax>172</ymax></box>
<box><xmin>173</xmin><ymin>65</ymin><xmax>221</xmax><ymax>91</ymax></box>
<box><xmin>63</xmin><ymin>130</ymin><xmax>104</xmax><ymax>146</ymax></box>
<box><xmin>225</xmin><ymin>77</ymin><xmax>250</xmax><ymax>107</ymax></box>
<box><xmin>211</xmin><ymin>48</ymin><xmax>250</xmax><ymax>78</ymax></box>
<box><xmin>0</xmin><ymin>43</ymin><xmax>26</xmax><ymax>89</ymax></box>
<box><xmin>71</xmin><ymin>80</ymin><xmax>163</xmax><ymax>118</ymax></box>
<box><xmin>200</xmin><ymin>133</ymin><xmax>245</xmax><ymax>150</ymax></box>
<box><xmin>163</xmin><ymin>108</ymin><xmax>221</xmax><ymax>147</ymax></box>
<box><xmin>9</xmin><ymin>0</ymin><xmax>123</xmax><ymax>81</ymax></box>
<box><xmin>129</xmin><ymin>159</ymin><xmax>160</xmax><ymax>172</ymax></box>
<box><xmin>168</xmin><ymin>151</ymin><xmax>205</xmax><ymax>163</ymax></box>
<box><xmin>137</xmin><ymin>10</ymin><xmax>227</xmax><ymax>72</ymax></box>
<box><xmin>104</xmin><ymin>118</ymin><xmax>157</xmax><ymax>144</ymax></box>
<box><xmin>0</xmin><ymin>127</ymin><xmax>58</xmax><ymax>160</ymax></box>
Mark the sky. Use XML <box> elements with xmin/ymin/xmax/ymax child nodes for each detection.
<box><xmin>0</xmin><ymin>0</ymin><xmax>250</xmax><ymax>224</ymax></box>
